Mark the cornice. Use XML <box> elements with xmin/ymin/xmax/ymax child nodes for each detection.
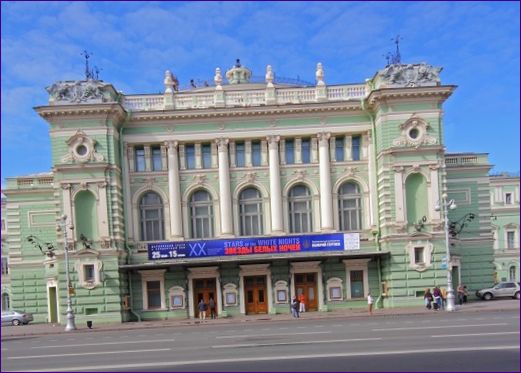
<box><xmin>34</xmin><ymin>103</ymin><xmax>127</xmax><ymax>122</ymax></box>
<box><xmin>366</xmin><ymin>85</ymin><xmax>457</xmax><ymax>107</ymax></box>
<box><xmin>129</xmin><ymin>101</ymin><xmax>363</xmax><ymax>122</ymax></box>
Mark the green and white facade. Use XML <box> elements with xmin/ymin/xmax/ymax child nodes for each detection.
<box><xmin>490</xmin><ymin>173</ymin><xmax>520</xmax><ymax>283</ymax></box>
<box><xmin>2</xmin><ymin>61</ymin><xmax>501</xmax><ymax>324</ymax></box>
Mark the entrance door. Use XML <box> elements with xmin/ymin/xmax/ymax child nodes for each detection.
<box><xmin>193</xmin><ymin>278</ymin><xmax>216</xmax><ymax>318</ymax></box>
<box><xmin>295</xmin><ymin>272</ymin><xmax>317</xmax><ymax>311</ymax></box>
<box><xmin>244</xmin><ymin>276</ymin><xmax>267</xmax><ymax>314</ymax></box>
<box><xmin>48</xmin><ymin>286</ymin><xmax>58</xmax><ymax>323</ymax></box>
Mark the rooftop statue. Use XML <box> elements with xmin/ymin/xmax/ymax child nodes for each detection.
<box><xmin>46</xmin><ymin>80</ymin><xmax>117</xmax><ymax>104</ymax></box>
<box><xmin>374</xmin><ymin>63</ymin><xmax>442</xmax><ymax>89</ymax></box>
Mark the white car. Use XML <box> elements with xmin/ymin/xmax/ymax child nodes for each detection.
<box><xmin>475</xmin><ymin>282</ymin><xmax>520</xmax><ymax>300</ymax></box>
<box><xmin>1</xmin><ymin>310</ymin><xmax>34</xmax><ymax>326</ymax></box>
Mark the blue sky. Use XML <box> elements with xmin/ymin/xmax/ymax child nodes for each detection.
<box><xmin>1</xmin><ymin>1</ymin><xmax>519</xmax><ymax>183</ymax></box>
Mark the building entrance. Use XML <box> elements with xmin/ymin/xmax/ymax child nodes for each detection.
<box><xmin>295</xmin><ymin>272</ymin><xmax>317</xmax><ymax>311</ymax></box>
<box><xmin>48</xmin><ymin>286</ymin><xmax>58</xmax><ymax>323</ymax></box>
<box><xmin>244</xmin><ymin>275</ymin><xmax>267</xmax><ymax>314</ymax></box>
<box><xmin>193</xmin><ymin>278</ymin><xmax>216</xmax><ymax>318</ymax></box>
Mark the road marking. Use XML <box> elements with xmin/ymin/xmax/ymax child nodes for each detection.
<box><xmin>431</xmin><ymin>331</ymin><xmax>520</xmax><ymax>338</ymax></box>
<box><xmin>213</xmin><ymin>337</ymin><xmax>382</xmax><ymax>349</ymax></box>
<box><xmin>21</xmin><ymin>345</ymin><xmax>520</xmax><ymax>372</ymax></box>
<box><xmin>8</xmin><ymin>348</ymin><xmax>171</xmax><ymax>360</ymax></box>
<box><xmin>217</xmin><ymin>331</ymin><xmax>330</xmax><ymax>339</ymax></box>
<box><xmin>31</xmin><ymin>338</ymin><xmax>176</xmax><ymax>349</ymax></box>
<box><xmin>373</xmin><ymin>323</ymin><xmax>507</xmax><ymax>331</ymax></box>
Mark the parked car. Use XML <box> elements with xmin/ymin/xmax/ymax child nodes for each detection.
<box><xmin>1</xmin><ymin>310</ymin><xmax>34</xmax><ymax>326</ymax></box>
<box><xmin>475</xmin><ymin>282</ymin><xmax>520</xmax><ymax>300</ymax></box>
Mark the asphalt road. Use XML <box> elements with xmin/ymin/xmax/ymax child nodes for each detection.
<box><xmin>2</xmin><ymin>310</ymin><xmax>519</xmax><ymax>372</ymax></box>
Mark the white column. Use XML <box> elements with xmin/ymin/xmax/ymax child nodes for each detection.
<box><xmin>367</xmin><ymin>132</ymin><xmax>376</xmax><ymax>227</ymax></box>
<box><xmin>61</xmin><ymin>183</ymin><xmax>74</xmax><ymax>240</ymax></box>
<box><xmin>216</xmin><ymin>138</ymin><xmax>233</xmax><ymax>236</ymax></box>
<box><xmin>267</xmin><ymin>136</ymin><xmax>283</xmax><ymax>234</ymax></box>
<box><xmin>318</xmin><ymin>132</ymin><xmax>333</xmax><ymax>231</ymax></box>
<box><xmin>166</xmin><ymin>141</ymin><xmax>183</xmax><ymax>239</ymax></box>
<box><xmin>97</xmin><ymin>182</ymin><xmax>110</xmax><ymax>238</ymax></box>
<box><xmin>429</xmin><ymin>165</ymin><xmax>441</xmax><ymax>221</ymax></box>
<box><xmin>123</xmin><ymin>144</ymin><xmax>134</xmax><ymax>240</ymax></box>
<box><xmin>394</xmin><ymin>166</ymin><xmax>405</xmax><ymax>222</ymax></box>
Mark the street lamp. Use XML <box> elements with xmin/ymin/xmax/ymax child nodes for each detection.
<box><xmin>59</xmin><ymin>214</ymin><xmax>77</xmax><ymax>331</ymax></box>
<box><xmin>435</xmin><ymin>193</ymin><xmax>457</xmax><ymax>312</ymax></box>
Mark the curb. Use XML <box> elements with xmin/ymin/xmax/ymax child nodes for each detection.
<box><xmin>2</xmin><ymin>303</ymin><xmax>518</xmax><ymax>340</ymax></box>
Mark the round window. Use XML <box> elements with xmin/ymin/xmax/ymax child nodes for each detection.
<box><xmin>76</xmin><ymin>144</ymin><xmax>88</xmax><ymax>156</ymax></box>
<box><xmin>408</xmin><ymin>128</ymin><xmax>420</xmax><ymax>139</ymax></box>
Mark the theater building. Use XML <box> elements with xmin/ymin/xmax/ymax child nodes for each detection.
<box><xmin>2</xmin><ymin>60</ymin><xmax>496</xmax><ymax>324</ymax></box>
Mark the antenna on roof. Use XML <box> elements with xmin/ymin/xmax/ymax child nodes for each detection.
<box><xmin>390</xmin><ymin>35</ymin><xmax>403</xmax><ymax>64</ymax></box>
<box><xmin>81</xmin><ymin>50</ymin><xmax>93</xmax><ymax>80</ymax></box>
<box><xmin>94</xmin><ymin>66</ymin><xmax>102</xmax><ymax>80</ymax></box>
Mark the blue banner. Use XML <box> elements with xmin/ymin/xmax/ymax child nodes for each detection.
<box><xmin>148</xmin><ymin>233</ymin><xmax>360</xmax><ymax>260</ymax></box>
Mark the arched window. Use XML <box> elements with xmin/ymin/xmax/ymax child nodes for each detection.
<box><xmin>239</xmin><ymin>188</ymin><xmax>263</xmax><ymax>236</ymax></box>
<box><xmin>288</xmin><ymin>185</ymin><xmax>313</xmax><ymax>233</ymax></box>
<box><xmin>338</xmin><ymin>182</ymin><xmax>362</xmax><ymax>231</ymax></box>
<box><xmin>189</xmin><ymin>190</ymin><xmax>213</xmax><ymax>238</ymax></box>
<box><xmin>139</xmin><ymin>192</ymin><xmax>164</xmax><ymax>241</ymax></box>
<box><xmin>509</xmin><ymin>266</ymin><xmax>517</xmax><ymax>281</ymax></box>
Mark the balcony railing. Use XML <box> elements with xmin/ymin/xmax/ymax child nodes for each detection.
<box><xmin>122</xmin><ymin>84</ymin><xmax>367</xmax><ymax>112</ymax></box>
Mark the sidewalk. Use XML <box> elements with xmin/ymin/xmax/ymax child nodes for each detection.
<box><xmin>2</xmin><ymin>299</ymin><xmax>518</xmax><ymax>339</ymax></box>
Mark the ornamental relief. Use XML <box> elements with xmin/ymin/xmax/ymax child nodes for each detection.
<box><xmin>62</xmin><ymin>130</ymin><xmax>104</xmax><ymax>164</ymax></box>
<box><xmin>392</xmin><ymin>118</ymin><xmax>437</xmax><ymax>149</ymax></box>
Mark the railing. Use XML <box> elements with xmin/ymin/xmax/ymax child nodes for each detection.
<box><xmin>445</xmin><ymin>155</ymin><xmax>480</xmax><ymax>167</ymax></box>
<box><xmin>16</xmin><ymin>177</ymin><xmax>54</xmax><ymax>188</ymax></box>
<box><xmin>122</xmin><ymin>95</ymin><xmax>164</xmax><ymax>111</ymax></box>
<box><xmin>122</xmin><ymin>84</ymin><xmax>367</xmax><ymax>112</ymax></box>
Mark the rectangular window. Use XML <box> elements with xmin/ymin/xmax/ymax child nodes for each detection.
<box><xmin>414</xmin><ymin>247</ymin><xmax>425</xmax><ymax>264</ymax></box>
<box><xmin>277</xmin><ymin>290</ymin><xmax>287</xmax><ymax>302</ymax></box>
<box><xmin>171</xmin><ymin>295</ymin><xmax>183</xmax><ymax>308</ymax></box>
<box><xmin>235</xmin><ymin>142</ymin><xmax>245</xmax><ymax>167</ymax></box>
<box><xmin>1</xmin><ymin>256</ymin><xmax>8</xmax><ymax>275</ymax></box>
<box><xmin>350</xmin><ymin>270</ymin><xmax>364</xmax><ymax>298</ymax></box>
<box><xmin>251</xmin><ymin>141</ymin><xmax>261</xmax><ymax>166</ymax></box>
<box><xmin>83</xmin><ymin>264</ymin><xmax>95</xmax><ymax>282</ymax></box>
<box><xmin>151</xmin><ymin>146</ymin><xmax>162</xmax><ymax>171</ymax></box>
<box><xmin>335</xmin><ymin>136</ymin><xmax>344</xmax><ymax>162</ymax></box>
<box><xmin>352</xmin><ymin>135</ymin><xmax>361</xmax><ymax>161</ymax></box>
<box><xmin>202</xmin><ymin>143</ymin><xmax>212</xmax><ymax>169</ymax></box>
<box><xmin>505</xmin><ymin>193</ymin><xmax>512</xmax><ymax>204</ymax></box>
<box><xmin>301</xmin><ymin>138</ymin><xmax>311</xmax><ymax>164</ymax></box>
<box><xmin>330</xmin><ymin>287</ymin><xmax>342</xmax><ymax>300</ymax></box>
<box><xmin>507</xmin><ymin>231</ymin><xmax>515</xmax><ymax>249</ymax></box>
<box><xmin>285</xmin><ymin>140</ymin><xmax>295</xmax><ymax>164</ymax></box>
<box><xmin>185</xmin><ymin>144</ymin><xmax>196</xmax><ymax>169</ymax></box>
<box><xmin>135</xmin><ymin>146</ymin><xmax>145</xmax><ymax>172</ymax></box>
<box><xmin>147</xmin><ymin>280</ymin><xmax>161</xmax><ymax>309</ymax></box>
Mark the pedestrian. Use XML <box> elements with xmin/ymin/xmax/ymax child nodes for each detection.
<box><xmin>299</xmin><ymin>293</ymin><xmax>306</xmax><ymax>313</ymax></box>
<box><xmin>433</xmin><ymin>286</ymin><xmax>442</xmax><ymax>311</ymax></box>
<box><xmin>208</xmin><ymin>296</ymin><xmax>217</xmax><ymax>319</ymax></box>
<box><xmin>424</xmin><ymin>288</ymin><xmax>433</xmax><ymax>310</ymax></box>
<box><xmin>367</xmin><ymin>292</ymin><xmax>374</xmax><ymax>315</ymax></box>
<box><xmin>198</xmin><ymin>298</ymin><xmax>207</xmax><ymax>321</ymax></box>
<box><xmin>291</xmin><ymin>296</ymin><xmax>300</xmax><ymax>318</ymax></box>
<box><xmin>440</xmin><ymin>287</ymin><xmax>447</xmax><ymax>310</ymax></box>
<box><xmin>457</xmin><ymin>284</ymin><xmax>465</xmax><ymax>305</ymax></box>
<box><xmin>463</xmin><ymin>286</ymin><xmax>469</xmax><ymax>303</ymax></box>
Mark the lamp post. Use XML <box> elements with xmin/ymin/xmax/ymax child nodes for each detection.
<box><xmin>60</xmin><ymin>214</ymin><xmax>77</xmax><ymax>331</ymax></box>
<box><xmin>435</xmin><ymin>193</ymin><xmax>457</xmax><ymax>312</ymax></box>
